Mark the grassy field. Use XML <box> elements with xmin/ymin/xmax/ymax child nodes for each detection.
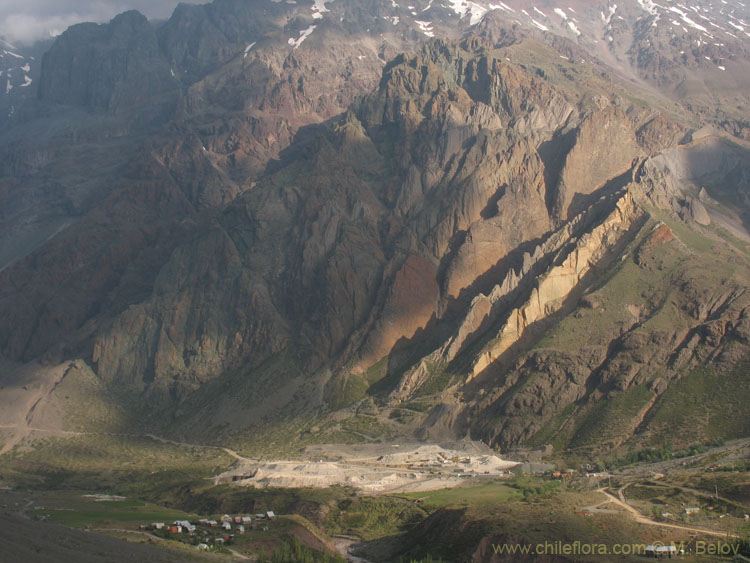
<box><xmin>0</xmin><ymin>433</ymin><xmax>233</xmax><ymax>495</ymax></box>
<box><xmin>28</xmin><ymin>492</ymin><xmax>200</xmax><ymax>527</ymax></box>
<box><xmin>14</xmin><ymin>487</ymin><xmax>346</xmax><ymax>561</ymax></box>
<box><xmin>399</xmin><ymin>480</ymin><xmax>521</xmax><ymax>508</ymax></box>
<box><xmin>642</xmin><ymin>362</ymin><xmax>750</xmax><ymax>446</ymax></box>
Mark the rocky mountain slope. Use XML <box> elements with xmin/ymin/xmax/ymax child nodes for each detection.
<box><xmin>0</xmin><ymin>37</ymin><xmax>49</xmax><ymax>124</ymax></box>
<box><xmin>1</xmin><ymin>0</ymin><xmax>749</xmax><ymax>457</ymax></box>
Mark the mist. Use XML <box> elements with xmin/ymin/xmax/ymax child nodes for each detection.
<box><xmin>0</xmin><ymin>0</ymin><xmax>192</xmax><ymax>45</ymax></box>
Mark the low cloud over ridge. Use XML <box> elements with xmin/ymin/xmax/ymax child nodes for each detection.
<box><xmin>0</xmin><ymin>0</ymin><xmax>188</xmax><ymax>45</ymax></box>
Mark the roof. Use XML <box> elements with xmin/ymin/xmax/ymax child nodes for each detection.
<box><xmin>646</xmin><ymin>545</ymin><xmax>677</xmax><ymax>553</ymax></box>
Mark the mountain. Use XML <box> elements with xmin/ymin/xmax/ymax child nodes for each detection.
<box><xmin>0</xmin><ymin>37</ymin><xmax>50</xmax><ymax>123</ymax></box>
<box><xmin>1</xmin><ymin>0</ymin><xmax>749</xmax><ymax>460</ymax></box>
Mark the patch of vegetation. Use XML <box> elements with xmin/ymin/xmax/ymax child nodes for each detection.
<box><xmin>606</xmin><ymin>438</ymin><xmax>727</xmax><ymax>469</ymax></box>
<box><xmin>570</xmin><ymin>385</ymin><xmax>655</xmax><ymax>449</ymax></box>
<box><xmin>400</xmin><ymin>480</ymin><xmax>532</xmax><ymax>508</ymax></box>
<box><xmin>323</xmin><ymin>496</ymin><xmax>428</xmax><ymax>541</ymax></box>
<box><xmin>388</xmin><ymin>408</ymin><xmax>416</xmax><ymax>424</ymax></box>
<box><xmin>526</xmin><ymin>403</ymin><xmax>577</xmax><ymax>450</ymax></box>
<box><xmin>29</xmin><ymin>496</ymin><xmax>198</xmax><ymax>528</ymax></box>
<box><xmin>340</xmin><ymin>415</ymin><xmax>395</xmax><ymax>440</ymax></box>
<box><xmin>414</xmin><ymin>360</ymin><xmax>458</xmax><ymax>398</ymax></box>
<box><xmin>0</xmin><ymin>434</ymin><xmax>232</xmax><ymax>495</ymax></box>
<box><xmin>400</xmin><ymin>401</ymin><xmax>432</xmax><ymax>413</ymax></box>
<box><xmin>326</xmin><ymin>373</ymin><xmax>370</xmax><ymax>411</ymax></box>
<box><xmin>642</xmin><ymin>361</ymin><xmax>750</xmax><ymax>445</ymax></box>
<box><xmin>268</xmin><ymin>537</ymin><xmax>344</xmax><ymax>563</ymax></box>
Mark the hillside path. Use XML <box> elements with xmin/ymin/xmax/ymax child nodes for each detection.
<box><xmin>596</xmin><ymin>488</ymin><xmax>738</xmax><ymax>538</ymax></box>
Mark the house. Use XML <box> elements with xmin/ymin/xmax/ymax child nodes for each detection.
<box><xmin>197</xmin><ymin>543</ymin><xmax>209</xmax><ymax>551</ymax></box>
<box><xmin>152</xmin><ymin>522</ymin><xmax>165</xmax><ymax>530</ymax></box>
<box><xmin>242</xmin><ymin>516</ymin><xmax>252</xmax><ymax>525</ymax></box>
<box><xmin>208</xmin><ymin>520</ymin><xmax>218</xmax><ymax>527</ymax></box>
<box><xmin>234</xmin><ymin>516</ymin><xmax>242</xmax><ymax>524</ymax></box>
<box><xmin>220</xmin><ymin>514</ymin><xmax>232</xmax><ymax>523</ymax></box>
<box><xmin>174</xmin><ymin>520</ymin><xmax>195</xmax><ymax>533</ymax></box>
<box><xmin>685</xmin><ymin>507</ymin><xmax>700</xmax><ymax>515</ymax></box>
<box><xmin>167</xmin><ymin>525</ymin><xmax>182</xmax><ymax>534</ymax></box>
<box><xmin>255</xmin><ymin>513</ymin><xmax>266</xmax><ymax>520</ymax></box>
<box><xmin>266</xmin><ymin>511</ymin><xmax>275</xmax><ymax>520</ymax></box>
<box><xmin>221</xmin><ymin>521</ymin><xmax>232</xmax><ymax>531</ymax></box>
<box><xmin>198</xmin><ymin>519</ymin><xmax>209</xmax><ymax>525</ymax></box>
<box><xmin>237</xmin><ymin>525</ymin><xmax>245</xmax><ymax>533</ymax></box>
<box><xmin>645</xmin><ymin>544</ymin><xmax>677</xmax><ymax>558</ymax></box>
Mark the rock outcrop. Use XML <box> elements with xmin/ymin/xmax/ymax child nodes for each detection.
<box><xmin>2</xmin><ymin>0</ymin><xmax>750</xmax><ymax>453</ymax></box>
<box><xmin>37</xmin><ymin>11</ymin><xmax>178</xmax><ymax>113</ymax></box>
<box><xmin>470</xmin><ymin>191</ymin><xmax>642</xmax><ymax>379</ymax></box>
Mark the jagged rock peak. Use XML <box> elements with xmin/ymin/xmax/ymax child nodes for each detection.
<box><xmin>37</xmin><ymin>9</ymin><xmax>178</xmax><ymax>113</ymax></box>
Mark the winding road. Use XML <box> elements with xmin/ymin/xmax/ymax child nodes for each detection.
<box><xmin>596</xmin><ymin>488</ymin><xmax>738</xmax><ymax>539</ymax></box>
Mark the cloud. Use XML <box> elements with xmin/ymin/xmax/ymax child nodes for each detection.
<box><xmin>0</xmin><ymin>0</ymin><xmax>188</xmax><ymax>45</ymax></box>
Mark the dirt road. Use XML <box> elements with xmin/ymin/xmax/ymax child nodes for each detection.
<box><xmin>596</xmin><ymin>488</ymin><xmax>738</xmax><ymax>539</ymax></box>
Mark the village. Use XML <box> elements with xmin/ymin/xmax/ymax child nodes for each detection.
<box><xmin>142</xmin><ymin>510</ymin><xmax>277</xmax><ymax>551</ymax></box>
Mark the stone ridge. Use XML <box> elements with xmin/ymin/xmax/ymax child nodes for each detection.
<box><xmin>37</xmin><ymin>11</ymin><xmax>178</xmax><ymax>113</ymax></box>
<box><xmin>470</xmin><ymin>191</ymin><xmax>642</xmax><ymax>380</ymax></box>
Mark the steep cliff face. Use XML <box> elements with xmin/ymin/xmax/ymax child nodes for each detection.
<box><xmin>89</xmin><ymin>40</ymin><xmax>565</xmax><ymax>393</ymax></box>
<box><xmin>469</xmin><ymin>191</ymin><xmax>643</xmax><ymax>380</ymax></box>
<box><xmin>0</xmin><ymin>2</ymin><xmax>395</xmax><ymax>366</ymax></box>
<box><xmin>2</xmin><ymin>0</ymin><xmax>750</xmax><ymax>453</ymax></box>
<box><xmin>411</xmin><ymin>137</ymin><xmax>750</xmax><ymax>452</ymax></box>
<box><xmin>86</xmin><ymin>36</ymin><xmax>696</xmax><ymax>435</ymax></box>
<box><xmin>37</xmin><ymin>11</ymin><xmax>178</xmax><ymax>114</ymax></box>
<box><xmin>552</xmin><ymin>107</ymin><xmax>642</xmax><ymax>220</ymax></box>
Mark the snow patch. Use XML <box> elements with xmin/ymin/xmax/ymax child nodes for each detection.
<box><xmin>288</xmin><ymin>25</ymin><xmax>317</xmax><ymax>48</ymax></box>
<box><xmin>312</xmin><ymin>0</ymin><xmax>331</xmax><ymax>17</ymax></box>
<box><xmin>20</xmin><ymin>75</ymin><xmax>31</xmax><ymax>87</ymax></box>
<box><xmin>568</xmin><ymin>21</ymin><xmax>581</xmax><ymax>35</ymax></box>
<box><xmin>531</xmin><ymin>18</ymin><xmax>548</xmax><ymax>31</ymax></box>
<box><xmin>601</xmin><ymin>4</ymin><xmax>617</xmax><ymax>25</ymax></box>
<box><xmin>669</xmin><ymin>6</ymin><xmax>709</xmax><ymax>32</ymax></box>
<box><xmin>415</xmin><ymin>20</ymin><xmax>434</xmax><ymax>36</ymax></box>
<box><xmin>554</xmin><ymin>8</ymin><xmax>568</xmax><ymax>19</ymax></box>
<box><xmin>445</xmin><ymin>0</ymin><xmax>488</xmax><ymax>25</ymax></box>
<box><xmin>637</xmin><ymin>0</ymin><xmax>659</xmax><ymax>16</ymax></box>
<box><xmin>533</xmin><ymin>6</ymin><xmax>547</xmax><ymax>18</ymax></box>
<box><xmin>489</xmin><ymin>2</ymin><xmax>515</xmax><ymax>13</ymax></box>
<box><xmin>728</xmin><ymin>21</ymin><xmax>745</xmax><ymax>32</ymax></box>
<box><xmin>244</xmin><ymin>42</ymin><xmax>257</xmax><ymax>58</ymax></box>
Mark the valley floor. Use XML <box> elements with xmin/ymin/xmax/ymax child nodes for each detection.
<box><xmin>0</xmin><ymin>435</ymin><xmax>747</xmax><ymax>562</ymax></box>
